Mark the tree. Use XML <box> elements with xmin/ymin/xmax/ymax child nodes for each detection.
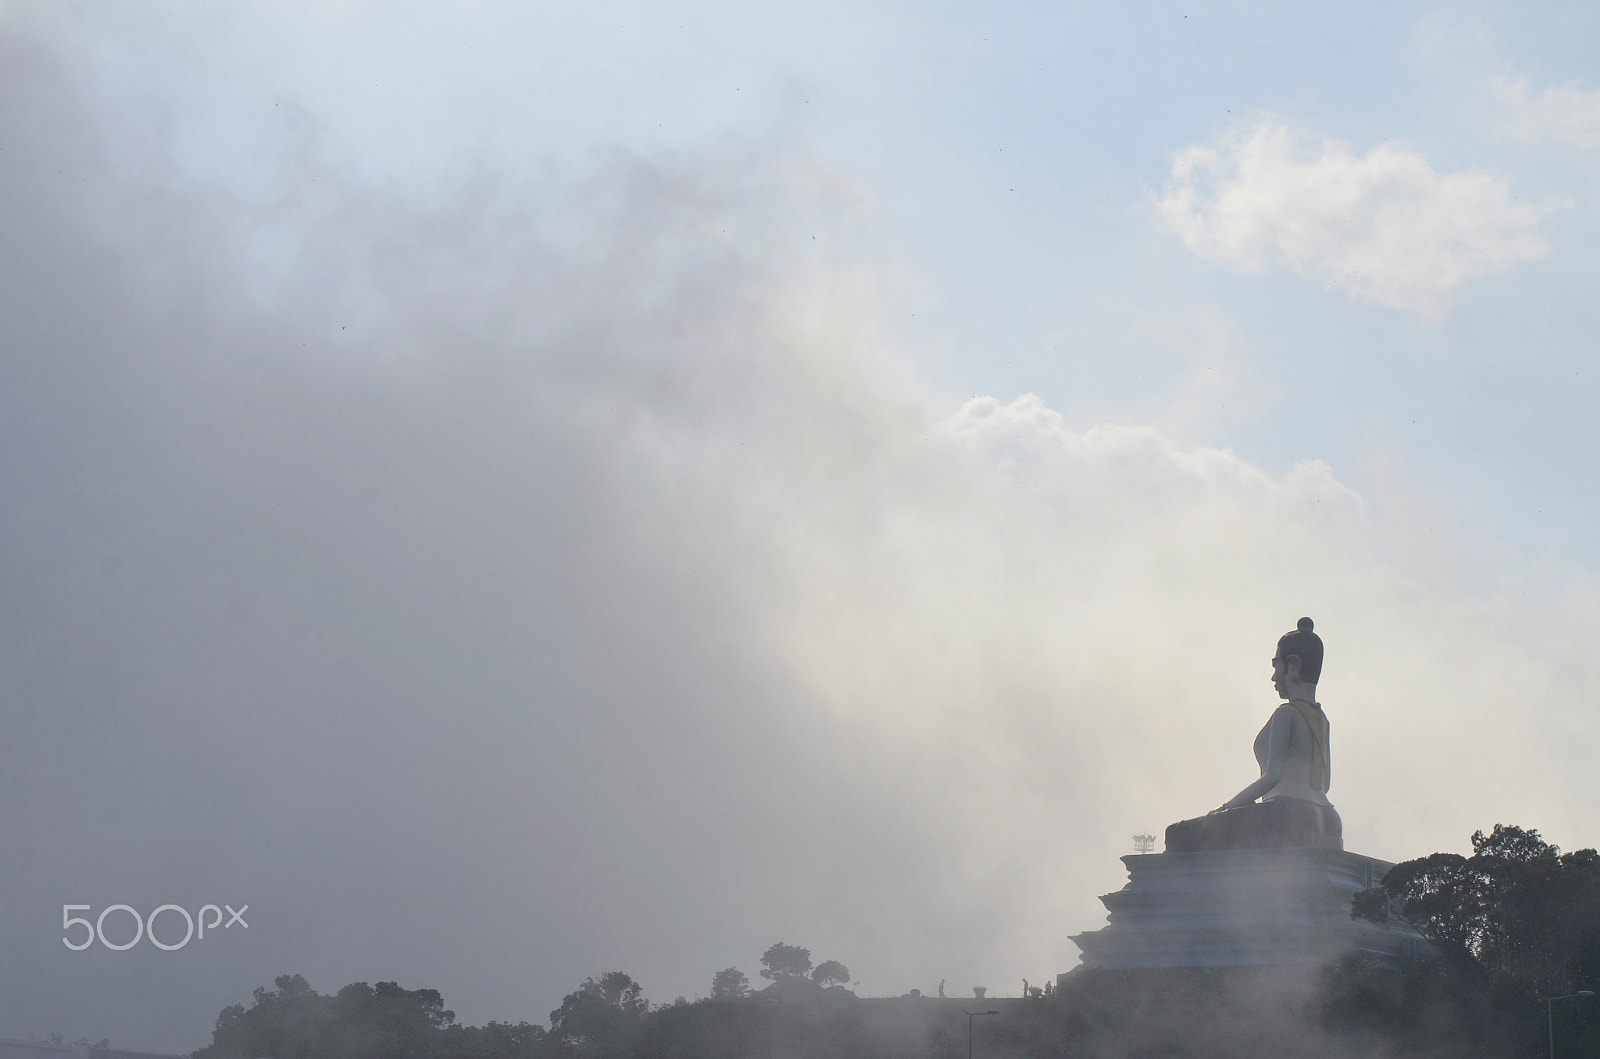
<box><xmin>1351</xmin><ymin>823</ymin><xmax>1600</xmax><ymax>1055</ymax></box>
<box><xmin>193</xmin><ymin>973</ymin><xmax>333</xmax><ymax>1059</ymax></box>
<box><xmin>548</xmin><ymin>972</ymin><xmax>648</xmax><ymax>1056</ymax></box>
<box><xmin>455</xmin><ymin>1020</ymin><xmax>549</xmax><ymax>1059</ymax></box>
<box><xmin>192</xmin><ymin>974</ymin><xmax>479</xmax><ymax>1059</ymax></box>
<box><xmin>810</xmin><ymin>961</ymin><xmax>850</xmax><ymax>988</ymax></box>
<box><xmin>710</xmin><ymin>967</ymin><xmax>750</xmax><ymax>999</ymax></box>
<box><xmin>195</xmin><ymin>974</ymin><xmax>555</xmax><ymax>1059</ymax></box>
<box><xmin>1355</xmin><ymin>823</ymin><xmax>1600</xmax><ymax>998</ymax></box>
<box><xmin>759</xmin><ymin>942</ymin><xmax>812</xmax><ymax>982</ymax></box>
<box><xmin>331</xmin><ymin>980</ymin><xmax>457</xmax><ymax>1058</ymax></box>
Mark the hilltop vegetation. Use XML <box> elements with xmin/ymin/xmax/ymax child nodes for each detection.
<box><xmin>193</xmin><ymin>826</ymin><xmax>1600</xmax><ymax>1059</ymax></box>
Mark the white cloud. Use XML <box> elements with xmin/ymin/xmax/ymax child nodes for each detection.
<box><xmin>1131</xmin><ymin>303</ymin><xmax>1281</xmax><ymax>440</ymax></box>
<box><xmin>1154</xmin><ymin>118</ymin><xmax>1560</xmax><ymax>321</ymax></box>
<box><xmin>1496</xmin><ymin>77</ymin><xmax>1600</xmax><ymax>150</ymax></box>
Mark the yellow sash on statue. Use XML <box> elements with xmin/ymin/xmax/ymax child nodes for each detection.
<box><xmin>1287</xmin><ymin>699</ymin><xmax>1329</xmax><ymax>792</ymax></box>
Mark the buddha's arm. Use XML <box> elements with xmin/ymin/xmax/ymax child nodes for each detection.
<box><xmin>1219</xmin><ymin>776</ymin><xmax>1271</xmax><ymax>812</ymax></box>
<box><xmin>1216</xmin><ymin>707</ymin><xmax>1293</xmax><ymax>811</ymax></box>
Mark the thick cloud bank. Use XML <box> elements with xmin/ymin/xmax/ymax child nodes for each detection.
<box><xmin>1154</xmin><ymin>118</ymin><xmax>1559</xmax><ymax>321</ymax></box>
<box><xmin>1</xmin><ymin>20</ymin><xmax>1597</xmax><ymax>1054</ymax></box>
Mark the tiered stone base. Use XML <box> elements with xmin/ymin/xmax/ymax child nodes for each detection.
<box><xmin>1069</xmin><ymin>847</ymin><xmax>1429</xmax><ymax>970</ymax></box>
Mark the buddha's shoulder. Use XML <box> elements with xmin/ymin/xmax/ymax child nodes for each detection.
<box><xmin>1270</xmin><ymin>701</ymin><xmax>1328</xmax><ymax>724</ymax></box>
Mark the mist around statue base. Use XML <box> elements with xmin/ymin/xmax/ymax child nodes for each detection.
<box><xmin>177</xmin><ymin>824</ymin><xmax>1599</xmax><ymax>1059</ymax></box>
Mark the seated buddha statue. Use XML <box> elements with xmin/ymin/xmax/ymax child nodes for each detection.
<box><xmin>1164</xmin><ymin>617</ymin><xmax>1343</xmax><ymax>853</ymax></box>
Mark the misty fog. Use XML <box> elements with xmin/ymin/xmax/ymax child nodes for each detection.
<box><xmin>2</xmin><ymin>4</ymin><xmax>1598</xmax><ymax>1052</ymax></box>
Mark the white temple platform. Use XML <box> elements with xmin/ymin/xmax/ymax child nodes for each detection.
<box><xmin>1069</xmin><ymin>847</ymin><xmax>1430</xmax><ymax>970</ymax></box>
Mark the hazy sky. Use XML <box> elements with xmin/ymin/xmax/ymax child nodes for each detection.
<box><xmin>4</xmin><ymin>2</ymin><xmax>1600</xmax><ymax>1051</ymax></box>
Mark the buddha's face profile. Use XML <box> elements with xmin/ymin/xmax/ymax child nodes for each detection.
<box><xmin>1271</xmin><ymin>617</ymin><xmax>1323</xmax><ymax>701</ymax></box>
<box><xmin>1270</xmin><ymin>650</ymin><xmax>1304</xmax><ymax>700</ymax></box>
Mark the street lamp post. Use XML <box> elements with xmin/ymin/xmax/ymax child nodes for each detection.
<box><xmin>962</xmin><ymin>1009</ymin><xmax>999</xmax><ymax>1059</ymax></box>
<box><xmin>1542</xmin><ymin>989</ymin><xmax>1595</xmax><ymax>1059</ymax></box>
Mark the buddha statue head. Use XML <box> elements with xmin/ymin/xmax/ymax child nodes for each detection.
<box><xmin>1272</xmin><ymin>617</ymin><xmax>1323</xmax><ymax>702</ymax></box>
